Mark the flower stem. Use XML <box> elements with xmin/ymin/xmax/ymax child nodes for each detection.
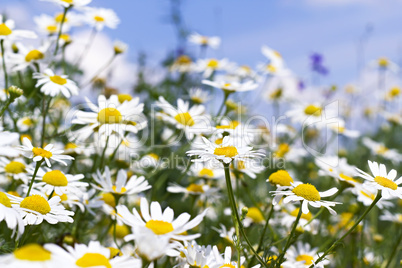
<box><xmin>276</xmin><ymin>202</ymin><xmax>303</xmax><ymax>267</ymax></box>
<box><xmin>54</xmin><ymin>6</ymin><xmax>69</xmax><ymax>56</ymax></box>
<box><xmin>308</xmin><ymin>192</ymin><xmax>382</xmax><ymax>268</ymax></box>
<box><xmin>0</xmin><ymin>98</ymin><xmax>12</xmax><ymax>117</ymax></box>
<box><xmin>26</xmin><ymin>161</ymin><xmax>43</xmax><ymax>197</ymax></box>
<box><xmin>383</xmin><ymin>225</ymin><xmax>402</xmax><ymax>268</ymax></box>
<box><xmin>1</xmin><ymin>39</ymin><xmax>9</xmax><ymax>92</ymax></box>
<box><xmin>223</xmin><ymin>163</ymin><xmax>269</xmax><ymax>268</ymax></box>
<box><xmin>41</xmin><ymin>96</ymin><xmax>52</xmax><ymax>147</ymax></box>
<box><xmin>216</xmin><ymin>91</ymin><xmax>230</xmax><ymax>119</ymax></box>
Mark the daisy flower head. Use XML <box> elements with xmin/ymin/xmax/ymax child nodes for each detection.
<box><xmin>191</xmin><ymin>161</ymin><xmax>224</xmax><ymax>180</ymax></box>
<box><xmin>328</xmin><ymin>118</ymin><xmax>359</xmax><ymax>138</ymax></box>
<box><xmin>17</xmin><ymin>116</ymin><xmax>36</xmax><ymax>132</ymax></box>
<box><xmin>212</xmin><ymin>246</ymin><xmax>247</xmax><ymax>268</ymax></box>
<box><xmin>202</xmin><ymin>79</ymin><xmax>259</xmax><ymax>93</ymax></box>
<box><xmin>116</xmin><ymin>197</ymin><xmax>207</xmax><ymax>241</ymax></box>
<box><xmin>33</xmin><ymin>68</ymin><xmax>78</xmax><ymax>98</ymax></box>
<box><xmin>167</xmin><ymin>182</ymin><xmax>220</xmax><ymax>200</ymax></box>
<box><xmin>45</xmin><ymin>240</ymin><xmax>141</xmax><ymax>268</ymax></box>
<box><xmin>0</xmin><ymin>15</ymin><xmax>37</xmax><ymax>41</ymax></box>
<box><xmin>41</xmin><ymin>0</ymin><xmax>92</xmax><ymax>8</ymax></box>
<box><xmin>113</xmin><ymin>40</ymin><xmax>128</xmax><ymax>55</ymax></box>
<box><xmin>267</xmin><ymin>169</ymin><xmax>295</xmax><ymax>187</ymax></box>
<box><xmin>351</xmin><ymin>185</ymin><xmax>393</xmax><ymax>209</ymax></box>
<box><xmin>8</xmin><ymin>42</ymin><xmax>50</xmax><ymax>72</ymax></box>
<box><xmin>282</xmin><ymin>242</ymin><xmax>330</xmax><ymax>268</ymax></box>
<box><xmin>0</xmin><ymin>243</ymin><xmax>65</xmax><ymax>268</ymax></box>
<box><xmin>170</xmin><ymin>54</ymin><xmax>195</xmax><ymax>73</ymax></box>
<box><xmin>92</xmin><ymin>167</ymin><xmax>151</xmax><ymax>195</ymax></box>
<box><xmin>0</xmin><ymin>192</ymin><xmax>25</xmax><ymax>238</ymax></box>
<box><xmin>232</xmin><ymin>159</ymin><xmax>264</xmax><ymax>179</ymax></box>
<box><xmin>72</xmin><ymin>94</ymin><xmax>147</xmax><ymax>142</ymax></box>
<box><xmin>0</xmin><ymin>157</ymin><xmax>29</xmax><ymax>183</ymax></box>
<box><xmin>187</xmin><ymin>136</ymin><xmax>265</xmax><ymax>164</ymax></box>
<box><xmin>259</xmin><ymin>45</ymin><xmax>285</xmax><ymax>74</ymax></box>
<box><xmin>379</xmin><ymin>210</ymin><xmax>402</xmax><ymax>224</ymax></box>
<box><xmin>362</xmin><ymin>137</ymin><xmax>402</xmax><ymax>163</ymax></box>
<box><xmin>84</xmin><ymin>7</ymin><xmax>120</xmax><ymax>31</ymax></box>
<box><xmin>155</xmin><ymin>96</ymin><xmax>212</xmax><ymax>140</ymax></box>
<box><xmin>179</xmin><ymin>240</ymin><xmax>216</xmax><ymax>268</ymax></box>
<box><xmin>0</xmin><ymin>131</ymin><xmax>21</xmax><ymax>157</ymax></box>
<box><xmin>196</xmin><ymin>58</ymin><xmax>231</xmax><ymax>78</ymax></box>
<box><xmin>315</xmin><ymin>156</ymin><xmax>360</xmax><ymax>187</ymax></box>
<box><xmin>189</xmin><ymin>87</ymin><xmax>210</xmax><ymax>104</ymax></box>
<box><xmin>280</xmin><ymin>206</ymin><xmax>318</xmax><ymax>234</ymax></box>
<box><xmin>188</xmin><ymin>32</ymin><xmax>221</xmax><ymax>49</ymax></box>
<box><xmin>20</xmin><ymin>137</ymin><xmax>74</xmax><ymax>167</ymax></box>
<box><xmin>356</xmin><ymin>160</ymin><xmax>402</xmax><ymax>199</ymax></box>
<box><xmin>8</xmin><ymin>193</ymin><xmax>74</xmax><ymax>225</ymax></box>
<box><xmin>271</xmin><ymin>182</ymin><xmax>340</xmax><ymax>215</ymax></box>
<box><xmin>286</xmin><ymin>102</ymin><xmax>333</xmax><ymax>127</ymax></box>
<box><xmin>30</xmin><ymin>167</ymin><xmax>87</xmax><ymax>196</ymax></box>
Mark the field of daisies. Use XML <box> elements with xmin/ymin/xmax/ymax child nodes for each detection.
<box><xmin>0</xmin><ymin>0</ymin><xmax>401</xmax><ymax>267</ymax></box>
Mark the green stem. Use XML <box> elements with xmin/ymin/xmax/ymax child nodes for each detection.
<box><xmin>384</xmin><ymin>226</ymin><xmax>402</xmax><ymax>268</ymax></box>
<box><xmin>308</xmin><ymin>192</ymin><xmax>382</xmax><ymax>268</ymax></box>
<box><xmin>276</xmin><ymin>202</ymin><xmax>303</xmax><ymax>267</ymax></box>
<box><xmin>223</xmin><ymin>163</ymin><xmax>269</xmax><ymax>268</ymax></box>
<box><xmin>216</xmin><ymin>90</ymin><xmax>230</xmax><ymax>119</ymax></box>
<box><xmin>0</xmin><ymin>98</ymin><xmax>12</xmax><ymax>117</ymax></box>
<box><xmin>48</xmin><ymin>188</ymin><xmax>55</xmax><ymax>200</ymax></box>
<box><xmin>54</xmin><ymin>7</ymin><xmax>69</xmax><ymax>56</ymax></box>
<box><xmin>41</xmin><ymin>96</ymin><xmax>52</xmax><ymax>147</ymax></box>
<box><xmin>26</xmin><ymin>161</ymin><xmax>42</xmax><ymax>197</ymax></box>
<box><xmin>99</xmin><ymin>136</ymin><xmax>110</xmax><ymax>171</ymax></box>
<box><xmin>1</xmin><ymin>40</ymin><xmax>9</xmax><ymax>92</ymax></box>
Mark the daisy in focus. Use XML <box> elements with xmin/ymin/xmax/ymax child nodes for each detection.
<box><xmin>8</xmin><ymin>193</ymin><xmax>74</xmax><ymax>225</ymax></box>
<box><xmin>271</xmin><ymin>182</ymin><xmax>340</xmax><ymax>215</ymax></box>
<box><xmin>117</xmin><ymin>197</ymin><xmax>207</xmax><ymax>241</ymax></box>
<box><xmin>0</xmin><ymin>15</ymin><xmax>37</xmax><ymax>41</ymax></box>
<box><xmin>92</xmin><ymin>167</ymin><xmax>151</xmax><ymax>195</ymax></box>
<box><xmin>282</xmin><ymin>242</ymin><xmax>329</xmax><ymax>268</ymax></box>
<box><xmin>187</xmin><ymin>136</ymin><xmax>265</xmax><ymax>164</ymax></box>
<box><xmin>0</xmin><ymin>192</ymin><xmax>25</xmax><ymax>238</ymax></box>
<box><xmin>0</xmin><ymin>157</ymin><xmax>29</xmax><ymax>183</ymax></box>
<box><xmin>20</xmin><ymin>137</ymin><xmax>74</xmax><ymax>167</ymax></box>
<box><xmin>356</xmin><ymin>160</ymin><xmax>402</xmax><ymax>199</ymax></box>
<box><xmin>33</xmin><ymin>69</ymin><xmax>78</xmax><ymax>98</ymax></box>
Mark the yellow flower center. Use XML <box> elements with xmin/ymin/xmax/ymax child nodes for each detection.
<box><xmin>290</xmin><ymin>208</ymin><xmax>312</xmax><ymax>221</ymax></box>
<box><xmin>55</xmin><ymin>13</ymin><xmax>68</xmax><ymax>23</ymax></box>
<box><xmin>186</xmin><ymin>183</ymin><xmax>204</xmax><ymax>193</ymax></box>
<box><xmin>296</xmin><ymin>254</ymin><xmax>314</xmax><ymax>265</ymax></box>
<box><xmin>219</xmin><ymin>264</ymin><xmax>235</xmax><ymax>268</ymax></box>
<box><xmin>276</xmin><ymin>143</ymin><xmax>290</xmax><ymax>158</ymax></box>
<box><xmin>292</xmin><ymin>183</ymin><xmax>321</xmax><ymax>202</ymax></box>
<box><xmin>65</xmin><ymin>142</ymin><xmax>78</xmax><ymax>150</ymax></box>
<box><xmin>25</xmin><ymin>50</ymin><xmax>44</xmax><ymax>62</ymax></box>
<box><xmin>0</xmin><ymin>192</ymin><xmax>12</xmax><ymax>208</ymax></box>
<box><xmin>76</xmin><ymin>253</ymin><xmax>111</xmax><ymax>268</ymax></box>
<box><xmin>266</xmin><ymin>64</ymin><xmax>276</xmax><ymax>73</ymax></box>
<box><xmin>376</xmin><ymin>145</ymin><xmax>388</xmax><ymax>155</ymax></box>
<box><xmin>270</xmin><ymin>88</ymin><xmax>283</xmax><ymax>99</ymax></box>
<box><xmin>46</xmin><ymin>25</ymin><xmax>58</xmax><ymax>33</ymax></box>
<box><xmin>148</xmin><ymin>153</ymin><xmax>159</xmax><ymax>160</ymax></box>
<box><xmin>94</xmin><ymin>16</ymin><xmax>105</xmax><ymax>22</ymax></box>
<box><xmin>174</xmin><ymin>112</ymin><xmax>195</xmax><ymax>126</ymax></box>
<box><xmin>339</xmin><ymin>173</ymin><xmax>359</xmax><ymax>185</ymax></box>
<box><xmin>216</xmin><ymin>121</ymin><xmax>240</xmax><ymax>129</ymax></box>
<box><xmin>20</xmin><ymin>195</ymin><xmax>51</xmax><ymax>215</ymax></box>
<box><xmin>304</xmin><ymin>105</ymin><xmax>322</xmax><ymax>116</ymax></box>
<box><xmin>32</xmin><ymin>147</ymin><xmax>53</xmax><ymax>158</ymax></box>
<box><xmin>268</xmin><ymin>170</ymin><xmax>294</xmax><ymax>186</ymax></box>
<box><xmin>4</xmin><ymin>161</ymin><xmax>26</xmax><ymax>174</ymax></box>
<box><xmin>215</xmin><ymin>138</ymin><xmax>223</xmax><ymax>145</ymax></box>
<box><xmin>101</xmin><ymin>192</ymin><xmax>116</xmax><ymax>207</ymax></box>
<box><xmin>109</xmin><ymin>224</ymin><xmax>130</xmax><ymax>239</ymax></box>
<box><xmin>42</xmin><ymin>170</ymin><xmax>68</xmax><ymax>187</ymax></box>
<box><xmin>378</xmin><ymin>57</ymin><xmax>388</xmax><ymax>67</ymax></box>
<box><xmin>97</xmin><ymin>108</ymin><xmax>123</xmax><ymax>124</ymax></box>
<box><xmin>14</xmin><ymin>244</ymin><xmax>51</xmax><ymax>261</ymax></box>
<box><xmin>247</xmin><ymin>207</ymin><xmax>264</xmax><ymax>223</ymax></box>
<box><xmin>214</xmin><ymin>146</ymin><xmax>238</xmax><ymax>158</ymax></box>
<box><xmin>145</xmin><ymin>220</ymin><xmax>174</xmax><ymax>235</ymax></box>
<box><xmin>374</xmin><ymin>176</ymin><xmax>397</xmax><ymax>190</ymax></box>
<box><xmin>199</xmin><ymin>168</ymin><xmax>214</xmax><ymax>177</ymax></box>
<box><xmin>62</xmin><ymin>0</ymin><xmax>74</xmax><ymax>3</ymax></box>
<box><xmin>175</xmin><ymin>55</ymin><xmax>192</xmax><ymax>65</ymax></box>
<box><xmin>237</xmin><ymin>160</ymin><xmax>246</xmax><ymax>170</ymax></box>
<box><xmin>207</xmin><ymin>59</ymin><xmax>219</xmax><ymax>69</ymax></box>
<box><xmin>117</xmin><ymin>93</ymin><xmax>132</xmax><ymax>103</ymax></box>
<box><xmin>112</xmin><ymin>185</ymin><xmax>127</xmax><ymax>194</ymax></box>
<box><xmin>50</xmin><ymin>75</ymin><xmax>67</xmax><ymax>85</ymax></box>
<box><xmin>0</xmin><ymin>23</ymin><xmax>12</xmax><ymax>36</ymax></box>
<box><xmin>22</xmin><ymin>117</ymin><xmax>33</xmax><ymax>126</ymax></box>
<box><xmin>108</xmin><ymin>247</ymin><xmax>122</xmax><ymax>259</ymax></box>
<box><xmin>360</xmin><ymin>190</ymin><xmax>375</xmax><ymax>200</ymax></box>
<box><xmin>389</xmin><ymin>87</ymin><xmax>401</xmax><ymax>98</ymax></box>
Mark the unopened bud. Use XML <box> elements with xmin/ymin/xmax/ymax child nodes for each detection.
<box><xmin>241</xmin><ymin>206</ymin><xmax>249</xmax><ymax>219</ymax></box>
<box><xmin>8</xmin><ymin>86</ymin><xmax>23</xmax><ymax>101</ymax></box>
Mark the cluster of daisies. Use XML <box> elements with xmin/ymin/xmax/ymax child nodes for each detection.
<box><xmin>0</xmin><ymin>0</ymin><xmax>401</xmax><ymax>267</ymax></box>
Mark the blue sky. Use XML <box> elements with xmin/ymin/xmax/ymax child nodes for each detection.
<box><xmin>3</xmin><ymin>0</ymin><xmax>402</xmax><ymax>85</ymax></box>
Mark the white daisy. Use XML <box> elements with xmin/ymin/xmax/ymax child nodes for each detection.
<box><xmin>190</xmin><ymin>161</ymin><xmax>224</xmax><ymax>180</ymax></box>
<box><xmin>8</xmin><ymin>193</ymin><xmax>74</xmax><ymax>225</ymax></box>
<box><xmin>187</xmin><ymin>136</ymin><xmax>265</xmax><ymax>164</ymax></box>
<box><xmin>0</xmin><ymin>243</ymin><xmax>65</xmax><ymax>268</ymax></box>
<box><xmin>315</xmin><ymin>156</ymin><xmax>360</xmax><ymax>187</ymax></box>
<box><xmin>45</xmin><ymin>240</ymin><xmax>141</xmax><ymax>268</ymax></box>
<box><xmin>84</xmin><ymin>7</ymin><xmax>120</xmax><ymax>31</ymax></box>
<box><xmin>8</xmin><ymin>42</ymin><xmax>51</xmax><ymax>72</ymax></box>
<box><xmin>282</xmin><ymin>242</ymin><xmax>330</xmax><ymax>268</ymax></box>
<box><xmin>155</xmin><ymin>96</ymin><xmax>212</xmax><ymax>139</ymax></box>
<box><xmin>379</xmin><ymin>210</ymin><xmax>402</xmax><ymax>224</ymax></box>
<box><xmin>212</xmin><ymin>224</ymin><xmax>235</xmax><ymax>244</ymax></box>
<box><xmin>170</xmin><ymin>54</ymin><xmax>195</xmax><ymax>73</ymax></box>
<box><xmin>29</xmin><ymin>167</ymin><xmax>87</xmax><ymax>196</ymax></box>
<box><xmin>267</xmin><ymin>169</ymin><xmax>295</xmax><ymax>187</ymax></box>
<box><xmin>328</xmin><ymin>118</ymin><xmax>359</xmax><ymax>138</ymax></box>
<box><xmin>189</xmin><ymin>87</ymin><xmax>210</xmax><ymax>104</ymax></box>
<box><xmin>179</xmin><ymin>240</ymin><xmax>216</xmax><ymax>268</ymax></box>
<box><xmin>72</xmin><ymin>94</ymin><xmax>147</xmax><ymax>141</ymax></box>
<box><xmin>167</xmin><ymin>182</ymin><xmax>220</xmax><ymax>200</ymax></box>
<box><xmin>19</xmin><ymin>137</ymin><xmax>74</xmax><ymax>167</ymax></box>
<box><xmin>16</xmin><ymin>116</ymin><xmax>36</xmax><ymax>132</ymax></box>
<box><xmin>0</xmin><ymin>192</ymin><xmax>24</xmax><ymax>238</ymax></box>
<box><xmin>0</xmin><ymin>157</ymin><xmax>29</xmax><ymax>183</ymax></box>
<box><xmin>33</xmin><ymin>68</ymin><xmax>78</xmax><ymax>98</ymax></box>
<box><xmin>211</xmin><ymin>246</ymin><xmax>246</xmax><ymax>268</ymax></box>
<box><xmin>92</xmin><ymin>167</ymin><xmax>151</xmax><ymax>195</ymax></box>
<box><xmin>356</xmin><ymin>160</ymin><xmax>402</xmax><ymax>199</ymax></box>
<box><xmin>116</xmin><ymin>197</ymin><xmax>207</xmax><ymax>241</ymax></box>
<box><xmin>195</xmin><ymin>58</ymin><xmax>231</xmax><ymax>78</ymax></box>
<box><xmin>271</xmin><ymin>182</ymin><xmax>340</xmax><ymax>215</ymax></box>
<box><xmin>188</xmin><ymin>32</ymin><xmax>221</xmax><ymax>49</ymax></box>
<box><xmin>362</xmin><ymin>138</ymin><xmax>402</xmax><ymax>163</ymax></box>
<box><xmin>202</xmin><ymin>79</ymin><xmax>259</xmax><ymax>93</ymax></box>
<box><xmin>0</xmin><ymin>15</ymin><xmax>37</xmax><ymax>41</ymax></box>
<box><xmin>0</xmin><ymin>131</ymin><xmax>21</xmax><ymax>157</ymax></box>
<box><xmin>260</xmin><ymin>45</ymin><xmax>285</xmax><ymax>74</ymax></box>
<box><xmin>351</xmin><ymin>185</ymin><xmax>393</xmax><ymax>209</ymax></box>
<box><xmin>232</xmin><ymin>159</ymin><xmax>264</xmax><ymax>179</ymax></box>
<box><xmin>41</xmin><ymin>0</ymin><xmax>92</xmax><ymax>8</ymax></box>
